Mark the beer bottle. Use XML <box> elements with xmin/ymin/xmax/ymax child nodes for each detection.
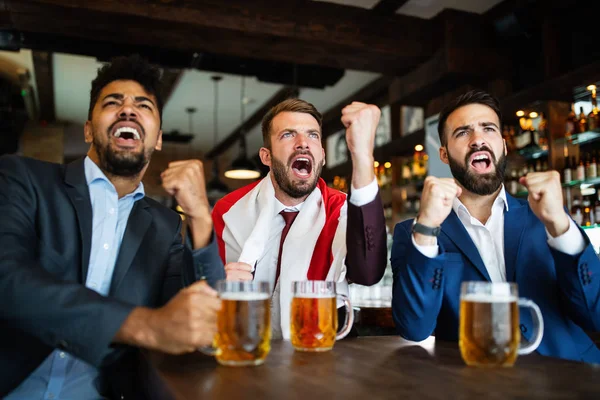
<box><xmin>578</xmin><ymin>106</ymin><xmax>588</xmax><ymax>133</ymax></box>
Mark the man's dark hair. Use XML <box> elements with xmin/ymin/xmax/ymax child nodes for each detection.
<box><xmin>437</xmin><ymin>90</ymin><xmax>502</xmax><ymax>146</ymax></box>
<box><xmin>261</xmin><ymin>98</ymin><xmax>322</xmax><ymax>149</ymax></box>
<box><xmin>88</xmin><ymin>54</ymin><xmax>163</xmax><ymax>125</ymax></box>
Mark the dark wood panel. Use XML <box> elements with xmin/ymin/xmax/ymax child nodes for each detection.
<box><xmin>148</xmin><ymin>337</ymin><xmax>600</xmax><ymax>400</ymax></box>
<box><xmin>159</xmin><ymin>69</ymin><xmax>183</xmax><ymax>107</ymax></box>
<box><xmin>31</xmin><ymin>50</ymin><xmax>54</xmax><ymax>121</ymax></box>
<box><xmin>5</xmin><ymin>0</ymin><xmax>437</xmax><ymax>73</ymax></box>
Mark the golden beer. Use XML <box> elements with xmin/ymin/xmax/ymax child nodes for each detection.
<box><xmin>290</xmin><ymin>295</ymin><xmax>338</xmax><ymax>351</ymax></box>
<box><xmin>215</xmin><ymin>292</ymin><xmax>271</xmax><ymax>366</ymax></box>
<box><xmin>459</xmin><ymin>294</ymin><xmax>520</xmax><ymax>367</ymax></box>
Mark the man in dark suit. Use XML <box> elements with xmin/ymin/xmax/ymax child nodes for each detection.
<box><xmin>213</xmin><ymin>99</ymin><xmax>387</xmax><ymax>339</ymax></box>
<box><xmin>391</xmin><ymin>90</ymin><xmax>600</xmax><ymax>363</ymax></box>
<box><xmin>1</xmin><ymin>55</ymin><xmax>225</xmax><ymax>398</ymax></box>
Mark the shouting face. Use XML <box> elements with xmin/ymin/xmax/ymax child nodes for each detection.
<box><xmin>260</xmin><ymin>111</ymin><xmax>325</xmax><ymax>201</ymax></box>
<box><xmin>440</xmin><ymin>103</ymin><xmax>507</xmax><ymax>196</ymax></box>
<box><xmin>85</xmin><ymin>79</ymin><xmax>162</xmax><ymax>177</ymax></box>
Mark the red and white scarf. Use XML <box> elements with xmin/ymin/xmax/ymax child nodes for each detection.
<box><xmin>212</xmin><ymin>173</ymin><xmax>349</xmax><ymax>339</ymax></box>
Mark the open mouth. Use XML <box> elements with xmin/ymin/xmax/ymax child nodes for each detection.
<box><xmin>112</xmin><ymin>126</ymin><xmax>142</xmax><ymax>148</ymax></box>
<box><xmin>291</xmin><ymin>156</ymin><xmax>313</xmax><ymax>178</ymax></box>
<box><xmin>469</xmin><ymin>152</ymin><xmax>493</xmax><ymax>173</ymax></box>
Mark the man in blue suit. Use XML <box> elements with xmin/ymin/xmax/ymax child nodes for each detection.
<box><xmin>391</xmin><ymin>90</ymin><xmax>600</xmax><ymax>363</ymax></box>
<box><xmin>1</xmin><ymin>55</ymin><xmax>225</xmax><ymax>398</ymax></box>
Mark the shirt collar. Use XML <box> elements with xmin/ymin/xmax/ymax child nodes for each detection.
<box><xmin>84</xmin><ymin>156</ymin><xmax>145</xmax><ymax>201</ymax></box>
<box><xmin>452</xmin><ymin>185</ymin><xmax>509</xmax><ymax>220</ymax></box>
<box><xmin>274</xmin><ymin>198</ymin><xmax>304</xmax><ymax>215</ymax></box>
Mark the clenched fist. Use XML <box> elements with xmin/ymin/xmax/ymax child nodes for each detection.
<box><xmin>520</xmin><ymin>171</ymin><xmax>570</xmax><ymax>237</ymax></box>
<box><xmin>225</xmin><ymin>262</ymin><xmax>254</xmax><ymax>281</ymax></box>
<box><xmin>161</xmin><ymin>160</ymin><xmax>213</xmax><ymax>248</ymax></box>
<box><xmin>340</xmin><ymin>102</ymin><xmax>381</xmax><ymax>189</ymax></box>
<box><xmin>414</xmin><ymin>177</ymin><xmax>462</xmax><ymax>245</ymax></box>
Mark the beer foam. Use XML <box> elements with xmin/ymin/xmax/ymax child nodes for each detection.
<box><xmin>220</xmin><ymin>292</ymin><xmax>270</xmax><ymax>301</ymax></box>
<box><xmin>461</xmin><ymin>293</ymin><xmax>517</xmax><ymax>303</ymax></box>
<box><xmin>294</xmin><ymin>293</ymin><xmax>336</xmax><ymax>299</ymax></box>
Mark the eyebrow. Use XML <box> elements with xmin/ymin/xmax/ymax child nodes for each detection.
<box><xmin>277</xmin><ymin>128</ymin><xmax>321</xmax><ymax>136</ymax></box>
<box><xmin>102</xmin><ymin>93</ymin><xmax>156</xmax><ymax>107</ymax></box>
<box><xmin>451</xmin><ymin>122</ymin><xmax>499</xmax><ymax>136</ymax></box>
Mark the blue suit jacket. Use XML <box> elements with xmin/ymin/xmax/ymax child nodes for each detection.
<box><xmin>391</xmin><ymin>194</ymin><xmax>600</xmax><ymax>363</ymax></box>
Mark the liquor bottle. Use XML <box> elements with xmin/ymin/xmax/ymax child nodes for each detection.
<box><xmin>577</xmin><ymin>157</ymin><xmax>586</xmax><ymax>181</ymax></box>
<box><xmin>588</xmin><ymin>151</ymin><xmax>598</xmax><ymax>179</ymax></box>
<box><xmin>566</xmin><ymin>104</ymin><xmax>577</xmax><ymax>138</ymax></box>
<box><xmin>571</xmin><ymin>196</ymin><xmax>583</xmax><ymax>226</ymax></box>
<box><xmin>535</xmin><ymin>159</ymin><xmax>542</xmax><ymax>172</ymax></box>
<box><xmin>595</xmin><ymin>192</ymin><xmax>600</xmax><ymax>225</ymax></box>
<box><xmin>571</xmin><ymin>156</ymin><xmax>578</xmax><ymax>181</ymax></box>
<box><xmin>541</xmin><ymin>159</ymin><xmax>548</xmax><ymax>171</ymax></box>
<box><xmin>589</xmin><ymin>88</ymin><xmax>599</xmax><ymax>131</ymax></box>
<box><xmin>578</xmin><ymin>106</ymin><xmax>588</xmax><ymax>133</ymax></box>
<box><xmin>582</xmin><ymin>197</ymin><xmax>592</xmax><ymax>227</ymax></box>
<box><xmin>538</xmin><ymin>112</ymin><xmax>548</xmax><ymax>149</ymax></box>
<box><xmin>563</xmin><ymin>156</ymin><xmax>572</xmax><ymax>183</ymax></box>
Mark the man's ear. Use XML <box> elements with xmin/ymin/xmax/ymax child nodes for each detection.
<box><xmin>439</xmin><ymin>145</ymin><xmax>449</xmax><ymax>165</ymax></box>
<box><xmin>155</xmin><ymin>130</ymin><xmax>163</xmax><ymax>151</ymax></box>
<box><xmin>84</xmin><ymin>121</ymin><xmax>93</xmax><ymax>144</ymax></box>
<box><xmin>259</xmin><ymin>147</ymin><xmax>272</xmax><ymax>167</ymax></box>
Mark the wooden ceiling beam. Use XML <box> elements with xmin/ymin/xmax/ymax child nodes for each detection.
<box><xmin>371</xmin><ymin>0</ymin><xmax>410</xmax><ymax>15</ymax></box>
<box><xmin>3</xmin><ymin>0</ymin><xmax>437</xmax><ymax>73</ymax></box>
<box><xmin>159</xmin><ymin>68</ymin><xmax>183</xmax><ymax>107</ymax></box>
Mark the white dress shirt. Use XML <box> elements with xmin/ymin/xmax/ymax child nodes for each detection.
<box><xmin>413</xmin><ymin>186</ymin><xmax>587</xmax><ymax>282</ymax></box>
<box><xmin>253</xmin><ymin>177</ymin><xmax>379</xmax><ymax>289</ymax></box>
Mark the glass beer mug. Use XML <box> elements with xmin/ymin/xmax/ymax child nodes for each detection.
<box><xmin>202</xmin><ymin>281</ymin><xmax>271</xmax><ymax>366</ymax></box>
<box><xmin>290</xmin><ymin>281</ymin><xmax>354</xmax><ymax>352</ymax></box>
<box><xmin>459</xmin><ymin>281</ymin><xmax>544</xmax><ymax>367</ymax></box>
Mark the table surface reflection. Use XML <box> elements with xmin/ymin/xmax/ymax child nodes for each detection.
<box><xmin>148</xmin><ymin>336</ymin><xmax>600</xmax><ymax>399</ymax></box>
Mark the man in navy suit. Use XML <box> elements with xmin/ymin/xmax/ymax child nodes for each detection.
<box><xmin>1</xmin><ymin>55</ymin><xmax>225</xmax><ymax>398</ymax></box>
<box><xmin>391</xmin><ymin>90</ymin><xmax>600</xmax><ymax>363</ymax></box>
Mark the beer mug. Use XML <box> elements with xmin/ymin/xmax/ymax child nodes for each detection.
<box><xmin>290</xmin><ymin>281</ymin><xmax>354</xmax><ymax>352</ymax></box>
<box><xmin>459</xmin><ymin>281</ymin><xmax>544</xmax><ymax>367</ymax></box>
<box><xmin>202</xmin><ymin>281</ymin><xmax>271</xmax><ymax>366</ymax></box>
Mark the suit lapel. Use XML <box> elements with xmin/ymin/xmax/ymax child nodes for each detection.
<box><xmin>64</xmin><ymin>158</ymin><xmax>93</xmax><ymax>281</ymax></box>
<box><xmin>441</xmin><ymin>211</ymin><xmax>491</xmax><ymax>281</ymax></box>
<box><xmin>109</xmin><ymin>199</ymin><xmax>152</xmax><ymax>296</ymax></box>
<box><xmin>503</xmin><ymin>194</ymin><xmax>528</xmax><ymax>283</ymax></box>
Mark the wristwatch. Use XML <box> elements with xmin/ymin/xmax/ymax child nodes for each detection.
<box><xmin>411</xmin><ymin>217</ymin><xmax>441</xmax><ymax>237</ymax></box>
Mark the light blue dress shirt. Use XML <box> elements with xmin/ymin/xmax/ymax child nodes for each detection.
<box><xmin>7</xmin><ymin>157</ymin><xmax>145</xmax><ymax>400</ymax></box>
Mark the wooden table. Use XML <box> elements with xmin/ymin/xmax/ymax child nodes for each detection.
<box><xmin>148</xmin><ymin>336</ymin><xmax>600</xmax><ymax>400</ymax></box>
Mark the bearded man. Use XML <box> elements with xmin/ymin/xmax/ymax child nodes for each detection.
<box><xmin>391</xmin><ymin>90</ymin><xmax>600</xmax><ymax>363</ymax></box>
<box><xmin>212</xmin><ymin>98</ymin><xmax>388</xmax><ymax>339</ymax></box>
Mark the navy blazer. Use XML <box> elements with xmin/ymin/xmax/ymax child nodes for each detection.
<box><xmin>0</xmin><ymin>155</ymin><xmax>224</xmax><ymax>397</ymax></box>
<box><xmin>391</xmin><ymin>193</ymin><xmax>600</xmax><ymax>363</ymax></box>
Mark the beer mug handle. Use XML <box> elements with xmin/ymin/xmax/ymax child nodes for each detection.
<box><xmin>336</xmin><ymin>293</ymin><xmax>354</xmax><ymax>341</ymax></box>
<box><xmin>517</xmin><ymin>298</ymin><xmax>544</xmax><ymax>355</ymax></box>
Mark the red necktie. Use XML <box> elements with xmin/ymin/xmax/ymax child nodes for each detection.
<box><xmin>275</xmin><ymin>210</ymin><xmax>299</xmax><ymax>285</ymax></box>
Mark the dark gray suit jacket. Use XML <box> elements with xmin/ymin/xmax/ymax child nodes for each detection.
<box><xmin>0</xmin><ymin>155</ymin><xmax>224</xmax><ymax>397</ymax></box>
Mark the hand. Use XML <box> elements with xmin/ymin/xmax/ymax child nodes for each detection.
<box><xmin>340</xmin><ymin>102</ymin><xmax>381</xmax><ymax>188</ymax></box>
<box><xmin>520</xmin><ymin>171</ymin><xmax>570</xmax><ymax>237</ymax></box>
<box><xmin>147</xmin><ymin>280</ymin><xmax>221</xmax><ymax>354</ymax></box>
<box><xmin>225</xmin><ymin>262</ymin><xmax>253</xmax><ymax>281</ymax></box>
<box><xmin>161</xmin><ymin>160</ymin><xmax>212</xmax><ymax>248</ymax></box>
<box><xmin>414</xmin><ymin>177</ymin><xmax>461</xmax><ymax>245</ymax></box>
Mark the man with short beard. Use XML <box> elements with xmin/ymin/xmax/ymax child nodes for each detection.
<box><xmin>0</xmin><ymin>55</ymin><xmax>224</xmax><ymax>398</ymax></box>
<box><xmin>391</xmin><ymin>90</ymin><xmax>600</xmax><ymax>363</ymax></box>
<box><xmin>212</xmin><ymin>99</ymin><xmax>388</xmax><ymax>339</ymax></box>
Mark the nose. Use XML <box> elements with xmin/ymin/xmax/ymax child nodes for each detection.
<box><xmin>469</xmin><ymin>129</ymin><xmax>487</xmax><ymax>149</ymax></box>
<box><xmin>118</xmin><ymin>98</ymin><xmax>138</xmax><ymax>120</ymax></box>
<box><xmin>294</xmin><ymin>133</ymin><xmax>309</xmax><ymax>150</ymax></box>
